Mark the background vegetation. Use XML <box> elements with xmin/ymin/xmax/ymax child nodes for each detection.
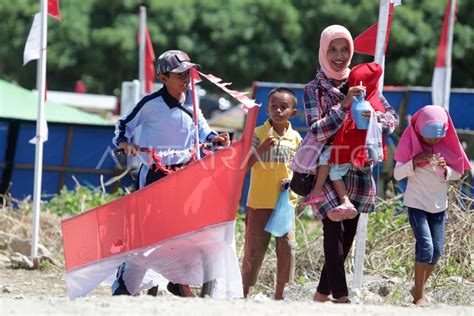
<box><xmin>1</xmin><ymin>177</ymin><xmax>471</xmax><ymax>304</ymax></box>
<box><xmin>1</xmin><ymin>0</ymin><xmax>474</xmax><ymax>95</ymax></box>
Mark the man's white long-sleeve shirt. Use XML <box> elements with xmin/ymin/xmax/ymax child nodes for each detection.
<box><xmin>113</xmin><ymin>86</ymin><xmax>217</xmax><ymax>188</ymax></box>
<box><xmin>394</xmin><ymin>160</ymin><xmax>461</xmax><ymax>213</ymax></box>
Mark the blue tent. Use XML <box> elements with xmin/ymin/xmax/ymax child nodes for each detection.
<box><xmin>251</xmin><ymin>82</ymin><xmax>474</xmax><ymax>132</ymax></box>
<box><xmin>0</xmin><ymin>80</ymin><xmax>131</xmax><ymax>200</ymax></box>
<box><xmin>239</xmin><ymin>82</ymin><xmax>474</xmax><ymax>206</ymax></box>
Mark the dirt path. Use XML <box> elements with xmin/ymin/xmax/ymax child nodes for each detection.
<box><xmin>1</xmin><ymin>268</ymin><xmax>473</xmax><ymax>315</ymax></box>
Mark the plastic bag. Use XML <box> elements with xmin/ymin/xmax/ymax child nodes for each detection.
<box><xmin>264</xmin><ymin>189</ymin><xmax>294</xmax><ymax>237</ymax></box>
<box><xmin>365</xmin><ymin>111</ymin><xmax>383</xmax><ymax>162</ymax></box>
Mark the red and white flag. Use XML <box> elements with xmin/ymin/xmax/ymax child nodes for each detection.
<box><xmin>354</xmin><ymin>0</ymin><xmax>401</xmax><ymax>56</ymax></box>
<box><xmin>61</xmin><ymin>105</ymin><xmax>259</xmax><ymax>299</ymax></box>
<box><xmin>432</xmin><ymin>0</ymin><xmax>456</xmax><ymax>110</ymax></box>
<box><xmin>23</xmin><ymin>1</ymin><xmax>61</xmax><ymax>65</ymax></box>
<box><xmin>137</xmin><ymin>27</ymin><xmax>156</xmax><ymax>93</ymax></box>
<box><xmin>48</xmin><ymin>0</ymin><xmax>61</xmax><ymax>21</ymax></box>
<box><xmin>23</xmin><ymin>13</ymin><xmax>42</xmax><ymax>66</ymax></box>
<box><xmin>24</xmin><ymin>1</ymin><xmax>61</xmax><ymax>144</ymax></box>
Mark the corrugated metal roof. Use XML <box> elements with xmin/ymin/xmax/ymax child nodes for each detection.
<box><xmin>0</xmin><ymin>80</ymin><xmax>111</xmax><ymax>125</ymax></box>
<box><xmin>36</xmin><ymin>90</ymin><xmax>117</xmax><ymax>111</ymax></box>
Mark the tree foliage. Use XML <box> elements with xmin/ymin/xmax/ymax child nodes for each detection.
<box><xmin>1</xmin><ymin>0</ymin><xmax>473</xmax><ymax>94</ymax></box>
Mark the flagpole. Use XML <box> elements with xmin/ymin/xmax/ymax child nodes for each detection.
<box><xmin>352</xmin><ymin>0</ymin><xmax>391</xmax><ymax>291</ymax></box>
<box><xmin>139</xmin><ymin>6</ymin><xmax>146</xmax><ymax>97</ymax></box>
<box><xmin>374</xmin><ymin>0</ymin><xmax>391</xmax><ymax>93</ymax></box>
<box><xmin>443</xmin><ymin>0</ymin><xmax>455</xmax><ymax>112</ymax></box>
<box><xmin>31</xmin><ymin>0</ymin><xmax>48</xmax><ymax>260</ymax></box>
<box><xmin>190</xmin><ymin>68</ymin><xmax>201</xmax><ymax>160</ymax></box>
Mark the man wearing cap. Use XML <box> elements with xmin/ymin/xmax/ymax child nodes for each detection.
<box><xmin>112</xmin><ymin>50</ymin><xmax>229</xmax><ymax>296</ymax></box>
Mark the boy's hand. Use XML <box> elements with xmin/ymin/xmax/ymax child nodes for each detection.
<box><xmin>211</xmin><ymin>132</ymin><xmax>230</xmax><ymax>146</ymax></box>
<box><xmin>119</xmin><ymin>142</ymin><xmax>140</xmax><ymax>156</ymax></box>
<box><xmin>256</xmin><ymin>136</ymin><xmax>277</xmax><ymax>156</ymax></box>
<box><xmin>280</xmin><ymin>178</ymin><xmax>290</xmax><ymax>191</ymax></box>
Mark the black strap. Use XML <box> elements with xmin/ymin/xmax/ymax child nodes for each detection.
<box><xmin>175</xmin><ymin>104</ymin><xmax>193</xmax><ymax>120</ymax></box>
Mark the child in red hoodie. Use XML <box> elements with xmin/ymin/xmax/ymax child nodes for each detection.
<box><xmin>304</xmin><ymin>62</ymin><xmax>392</xmax><ymax>221</ymax></box>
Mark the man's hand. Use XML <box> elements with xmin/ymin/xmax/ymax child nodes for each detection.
<box><xmin>211</xmin><ymin>132</ymin><xmax>231</xmax><ymax>146</ymax></box>
<box><xmin>119</xmin><ymin>142</ymin><xmax>140</xmax><ymax>156</ymax></box>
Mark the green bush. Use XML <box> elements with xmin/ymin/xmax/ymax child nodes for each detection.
<box><xmin>44</xmin><ymin>186</ymin><xmax>128</xmax><ymax>217</ymax></box>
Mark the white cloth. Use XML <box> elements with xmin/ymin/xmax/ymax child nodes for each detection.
<box><xmin>23</xmin><ymin>13</ymin><xmax>41</xmax><ymax>65</ymax></box>
<box><xmin>63</xmin><ymin>221</ymin><xmax>243</xmax><ymax>299</ymax></box>
<box><xmin>394</xmin><ymin>160</ymin><xmax>461</xmax><ymax>213</ymax></box>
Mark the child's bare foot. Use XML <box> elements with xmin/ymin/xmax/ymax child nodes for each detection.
<box><xmin>313</xmin><ymin>292</ymin><xmax>333</xmax><ymax>302</ymax></box>
<box><xmin>336</xmin><ymin>204</ymin><xmax>358</xmax><ymax>220</ymax></box>
<box><xmin>415</xmin><ymin>297</ymin><xmax>428</xmax><ymax>307</ymax></box>
<box><xmin>327</xmin><ymin>209</ymin><xmax>343</xmax><ymax>222</ymax></box>
<box><xmin>243</xmin><ymin>285</ymin><xmax>250</xmax><ymax>299</ymax></box>
<box><xmin>335</xmin><ymin>197</ymin><xmax>357</xmax><ymax>220</ymax></box>
<box><xmin>327</xmin><ymin>205</ymin><xmax>357</xmax><ymax>222</ymax></box>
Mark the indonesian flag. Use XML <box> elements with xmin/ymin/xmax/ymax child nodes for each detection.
<box><xmin>137</xmin><ymin>27</ymin><xmax>156</xmax><ymax>93</ymax></box>
<box><xmin>24</xmin><ymin>1</ymin><xmax>61</xmax><ymax>143</ymax></box>
<box><xmin>432</xmin><ymin>0</ymin><xmax>457</xmax><ymax>109</ymax></box>
<box><xmin>353</xmin><ymin>0</ymin><xmax>401</xmax><ymax>56</ymax></box>
<box><xmin>23</xmin><ymin>1</ymin><xmax>61</xmax><ymax>65</ymax></box>
<box><xmin>61</xmin><ymin>106</ymin><xmax>258</xmax><ymax>299</ymax></box>
<box><xmin>23</xmin><ymin>13</ymin><xmax>42</xmax><ymax>66</ymax></box>
<box><xmin>48</xmin><ymin>0</ymin><xmax>61</xmax><ymax>21</ymax></box>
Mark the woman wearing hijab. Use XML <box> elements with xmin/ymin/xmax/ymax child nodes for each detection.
<box><xmin>394</xmin><ymin>105</ymin><xmax>470</xmax><ymax>306</ymax></box>
<box><xmin>303</xmin><ymin>25</ymin><xmax>399</xmax><ymax>303</ymax></box>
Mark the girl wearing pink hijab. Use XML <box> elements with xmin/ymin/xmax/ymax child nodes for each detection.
<box><xmin>303</xmin><ymin>25</ymin><xmax>399</xmax><ymax>303</ymax></box>
<box><xmin>394</xmin><ymin>105</ymin><xmax>470</xmax><ymax>306</ymax></box>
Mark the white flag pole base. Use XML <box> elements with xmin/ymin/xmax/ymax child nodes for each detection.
<box><xmin>353</xmin><ymin>212</ymin><xmax>369</xmax><ymax>290</ymax></box>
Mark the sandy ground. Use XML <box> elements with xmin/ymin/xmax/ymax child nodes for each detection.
<box><xmin>1</xmin><ymin>268</ymin><xmax>473</xmax><ymax>315</ymax></box>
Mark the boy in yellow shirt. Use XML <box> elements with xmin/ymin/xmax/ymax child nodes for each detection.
<box><xmin>242</xmin><ymin>87</ymin><xmax>301</xmax><ymax>300</ymax></box>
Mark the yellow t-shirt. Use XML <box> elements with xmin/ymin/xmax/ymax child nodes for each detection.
<box><xmin>247</xmin><ymin>120</ymin><xmax>302</xmax><ymax>209</ymax></box>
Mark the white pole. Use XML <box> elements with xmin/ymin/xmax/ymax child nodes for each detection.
<box><xmin>353</xmin><ymin>0</ymin><xmax>390</xmax><ymax>291</ymax></box>
<box><xmin>139</xmin><ymin>6</ymin><xmax>146</xmax><ymax>97</ymax></box>
<box><xmin>190</xmin><ymin>70</ymin><xmax>201</xmax><ymax>160</ymax></box>
<box><xmin>443</xmin><ymin>0</ymin><xmax>455</xmax><ymax>112</ymax></box>
<box><xmin>374</xmin><ymin>0</ymin><xmax>390</xmax><ymax>94</ymax></box>
<box><xmin>31</xmin><ymin>0</ymin><xmax>48</xmax><ymax>260</ymax></box>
